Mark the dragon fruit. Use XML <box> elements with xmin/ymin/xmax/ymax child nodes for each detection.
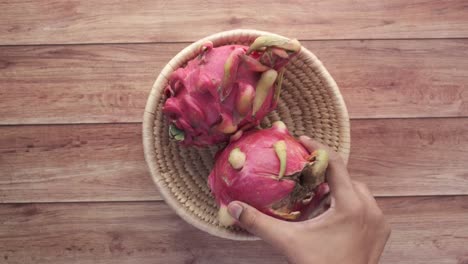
<box><xmin>163</xmin><ymin>36</ymin><xmax>301</xmax><ymax>146</ymax></box>
<box><xmin>208</xmin><ymin>121</ymin><xmax>330</xmax><ymax>226</ymax></box>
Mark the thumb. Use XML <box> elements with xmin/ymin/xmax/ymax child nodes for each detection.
<box><xmin>228</xmin><ymin>201</ymin><xmax>291</xmax><ymax>243</ymax></box>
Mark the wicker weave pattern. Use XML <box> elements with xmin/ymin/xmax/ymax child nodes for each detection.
<box><xmin>143</xmin><ymin>29</ymin><xmax>350</xmax><ymax>240</ymax></box>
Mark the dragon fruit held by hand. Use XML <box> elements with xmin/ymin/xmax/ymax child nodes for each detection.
<box><xmin>208</xmin><ymin>121</ymin><xmax>330</xmax><ymax>226</ymax></box>
<box><xmin>163</xmin><ymin>36</ymin><xmax>301</xmax><ymax>146</ymax></box>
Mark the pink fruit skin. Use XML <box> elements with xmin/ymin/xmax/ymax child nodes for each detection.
<box><xmin>208</xmin><ymin>123</ymin><xmax>329</xmax><ymax>221</ymax></box>
<box><xmin>163</xmin><ymin>44</ymin><xmax>276</xmax><ymax>146</ymax></box>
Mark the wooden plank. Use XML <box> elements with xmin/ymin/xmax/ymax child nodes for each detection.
<box><xmin>0</xmin><ymin>44</ymin><xmax>176</xmax><ymax>124</ymax></box>
<box><xmin>379</xmin><ymin>196</ymin><xmax>468</xmax><ymax>264</ymax></box>
<box><xmin>313</xmin><ymin>40</ymin><xmax>468</xmax><ymax>119</ymax></box>
<box><xmin>1</xmin><ymin>0</ymin><xmax>468</xmax><ymax>45</ymax></box>
<box><xmin>1</xmin><ymin>118</ymin><xmax>467</xmax><ymax>203</ymax></box>
<box><xmin>348</xmin><ymin>118</ymin><xmax>468</xmax><ymax>196</ymax></box>
<box><xmin>0</xmin><ymin>197</ymin><xmax>467</xmax><ymax>264</ymax></box>
<box><xmin>1</xmin><ymin>40</ymin><xmax>467</xmax><ymax>125</ymax></box>
<box><xmin>0</xmin><ymin>123</ymin><xmax>160</xmax><ymax>203</ymax></box>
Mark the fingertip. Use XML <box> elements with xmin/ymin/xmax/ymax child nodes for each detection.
<box><xmin>229</xmin><ymin>202</ymin><xmax>295</xmax><ymax>245</ymax></box>
<box><xmin>298</xmin><ymin>135</ymin><xmax>314</xmax><ymax>149</ymax></box>
<box><xmin>299</xmin><ymin>136</ymin><xmax>325</xmax><ymax>152</ymax></box>
<box><xmin>300</xmin><ymin>137</ymin><xmax>341</xmax><ymax>163</ymax></box>
<box><xmin>227</xmin><ymin>201</ymin><xmax>244</xmax><ymax>220</ymax></box>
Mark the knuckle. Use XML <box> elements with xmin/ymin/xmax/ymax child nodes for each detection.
<box><xmin>346</xmin><ymin>201</ymin><xmax>365</xmax><ymax>217</ymax></box>
<box><xmin>385</xmin><ymin>222</ymin><xmax>392</xmax><ymax>237</ymax></box>
<box><xmin>379</xmin><ymin>220</ymin><xmax>392</xmax><ymax>241</ymax></box>
<box><xmin>353</xmin><ymin>181</ymin><xmax>369</xmax><ymax>192</ymax></box>
<box><xmin>372</xmin><ymin>210</ymin><xmax>391</xmax><ymax>236</ymax></box>
<box><xmin>368</xmin><ymin>207</ymin><xmax>385</xmax><ymax>222</ymax></box>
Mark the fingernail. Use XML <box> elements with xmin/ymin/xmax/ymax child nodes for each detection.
<box><xmin>299</xmin><ymin>135</ymin><xmax>310</xmax><ymax>141</ymax></box>
<box><xmin>227</xmin><ymin>202</ymin><xmax>243</xmax><ymax>220</ymax></box>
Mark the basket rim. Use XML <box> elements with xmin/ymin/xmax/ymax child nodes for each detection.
<box><xmin>142</xmin><ymin>29</ymin><xmax>350</xmax><ymax>240</ymax></box>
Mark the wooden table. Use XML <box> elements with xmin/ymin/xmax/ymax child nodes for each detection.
<box><xmin>1</xmin><ymin>1</ymin><xmax>467</xmax><ymax>263</ymax></box>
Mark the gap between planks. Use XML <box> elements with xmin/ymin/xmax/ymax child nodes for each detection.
<box><xmin>0</xmin><ymin>116</ymin><xmax>466</xmax><ymax>128</ymax></box>
<box><xmin>1</xmin><ymin>194</ymin><xmax>468</xmax><ymax>205</ymax></box>
<box><xmin>2</xmin><ymin>36</ymin><xmax>468</xmax><ymax>47</ymax></box>
<box><xmin>2</xmin><ymin>0</ymin><xmax>468</xmax><ymax>45</ymax></box>
<box><xmin>1</xmin><ymin>196</ymin><xmax>467</xmax><ymax>264</ymax></box>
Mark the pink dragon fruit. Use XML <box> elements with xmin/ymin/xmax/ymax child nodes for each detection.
<box><xmin>208</xmin><ymin>121</ymin><xmax>330</xmax><ymax>226</ymax></box>
<box><xmin>163</xmin><ymin>36</ymin><xmax>301</xmax><ymax>146</ymax></box>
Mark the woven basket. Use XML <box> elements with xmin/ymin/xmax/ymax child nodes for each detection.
<box><xmin>143</xmin><ymin>29</ymin><xmax>350</xmax><ymax>240</ymax></box>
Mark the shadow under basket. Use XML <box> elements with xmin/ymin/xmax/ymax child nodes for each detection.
<box><xmin>143</xmin><ymin>29</ymin><xmax>350</xmax><ymax>240</ymax></box>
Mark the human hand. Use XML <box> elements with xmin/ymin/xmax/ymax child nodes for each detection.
<box><xmin>227</xmin><ymin>136</ymin><xmax>391</xmax><ymax>264</ymax></box>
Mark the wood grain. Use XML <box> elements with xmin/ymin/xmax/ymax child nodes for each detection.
<box><xmin>1</xmin><ymin>40</ymin><xmax>467</xmax><ymax>125</ymax></box>
<box><xmin>0</xmin><ymin>123</ymin><xmax>159</xmax><ymax>203</ymax></box>
<box><xmin>1</xmin><ymin>1</ymin><xmax>467</xmax><ymax>263</ymax></box>
<box><xmin>0</xmin><ymin>44</ymin><xmax>176</xmax><ymax>124</ymax></box>
<box><xmin>314</xmin><ymin>40</ymin><xmax>468</xmax><ymax>119</ymax></box>
<box><xmin>1</xmin><ymin>0</ymin><xmax>468</xmax><ymax>45</ymax></box>
<box><xmin>0</xmin><ymin>197</ymin><xmax>467</xmax><ymax>264</ymax></box>
<box><xmin>349</xmin><ymin>118</ymin><xmax>468</xmax><ymax>196</ymax></box>
<box><xmin>1</xmin><ymin>118</ymin><xmax>467</xmax><ymax>203</ymax></box>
